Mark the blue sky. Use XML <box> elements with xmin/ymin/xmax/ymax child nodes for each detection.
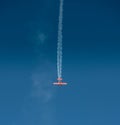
<box><xmin>0</xmin><ymin>0</ymin><xmax>120</xmax><ymax>125</ymax></box>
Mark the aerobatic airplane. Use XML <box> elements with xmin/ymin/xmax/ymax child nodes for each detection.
<box><xmin>53</xmin><ymin>78</ymin><xmax>67</xmax><ymax>85</ymax></box>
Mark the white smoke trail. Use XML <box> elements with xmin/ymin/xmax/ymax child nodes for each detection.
<box><xmin>57</xmin><ymin>0</ymin><xmax>64</xmax><ymax>78</ymax></box>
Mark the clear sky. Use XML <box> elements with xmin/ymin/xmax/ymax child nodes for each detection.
<box><xmin>0</xmin><ymin>0</ymin><xmax>120</xmax><ymax>125</ymax></box>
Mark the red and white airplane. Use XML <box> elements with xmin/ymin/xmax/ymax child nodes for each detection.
<box><xmin>53</xmin><ymin>78</ymin><xmax>67</xmax><ymax>85</ymax></box>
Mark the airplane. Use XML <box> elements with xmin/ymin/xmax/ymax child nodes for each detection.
<box><xmin>53</xmin><ymin>77</ymin><xmax>67</xmax><ymax>85</ymax></box>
